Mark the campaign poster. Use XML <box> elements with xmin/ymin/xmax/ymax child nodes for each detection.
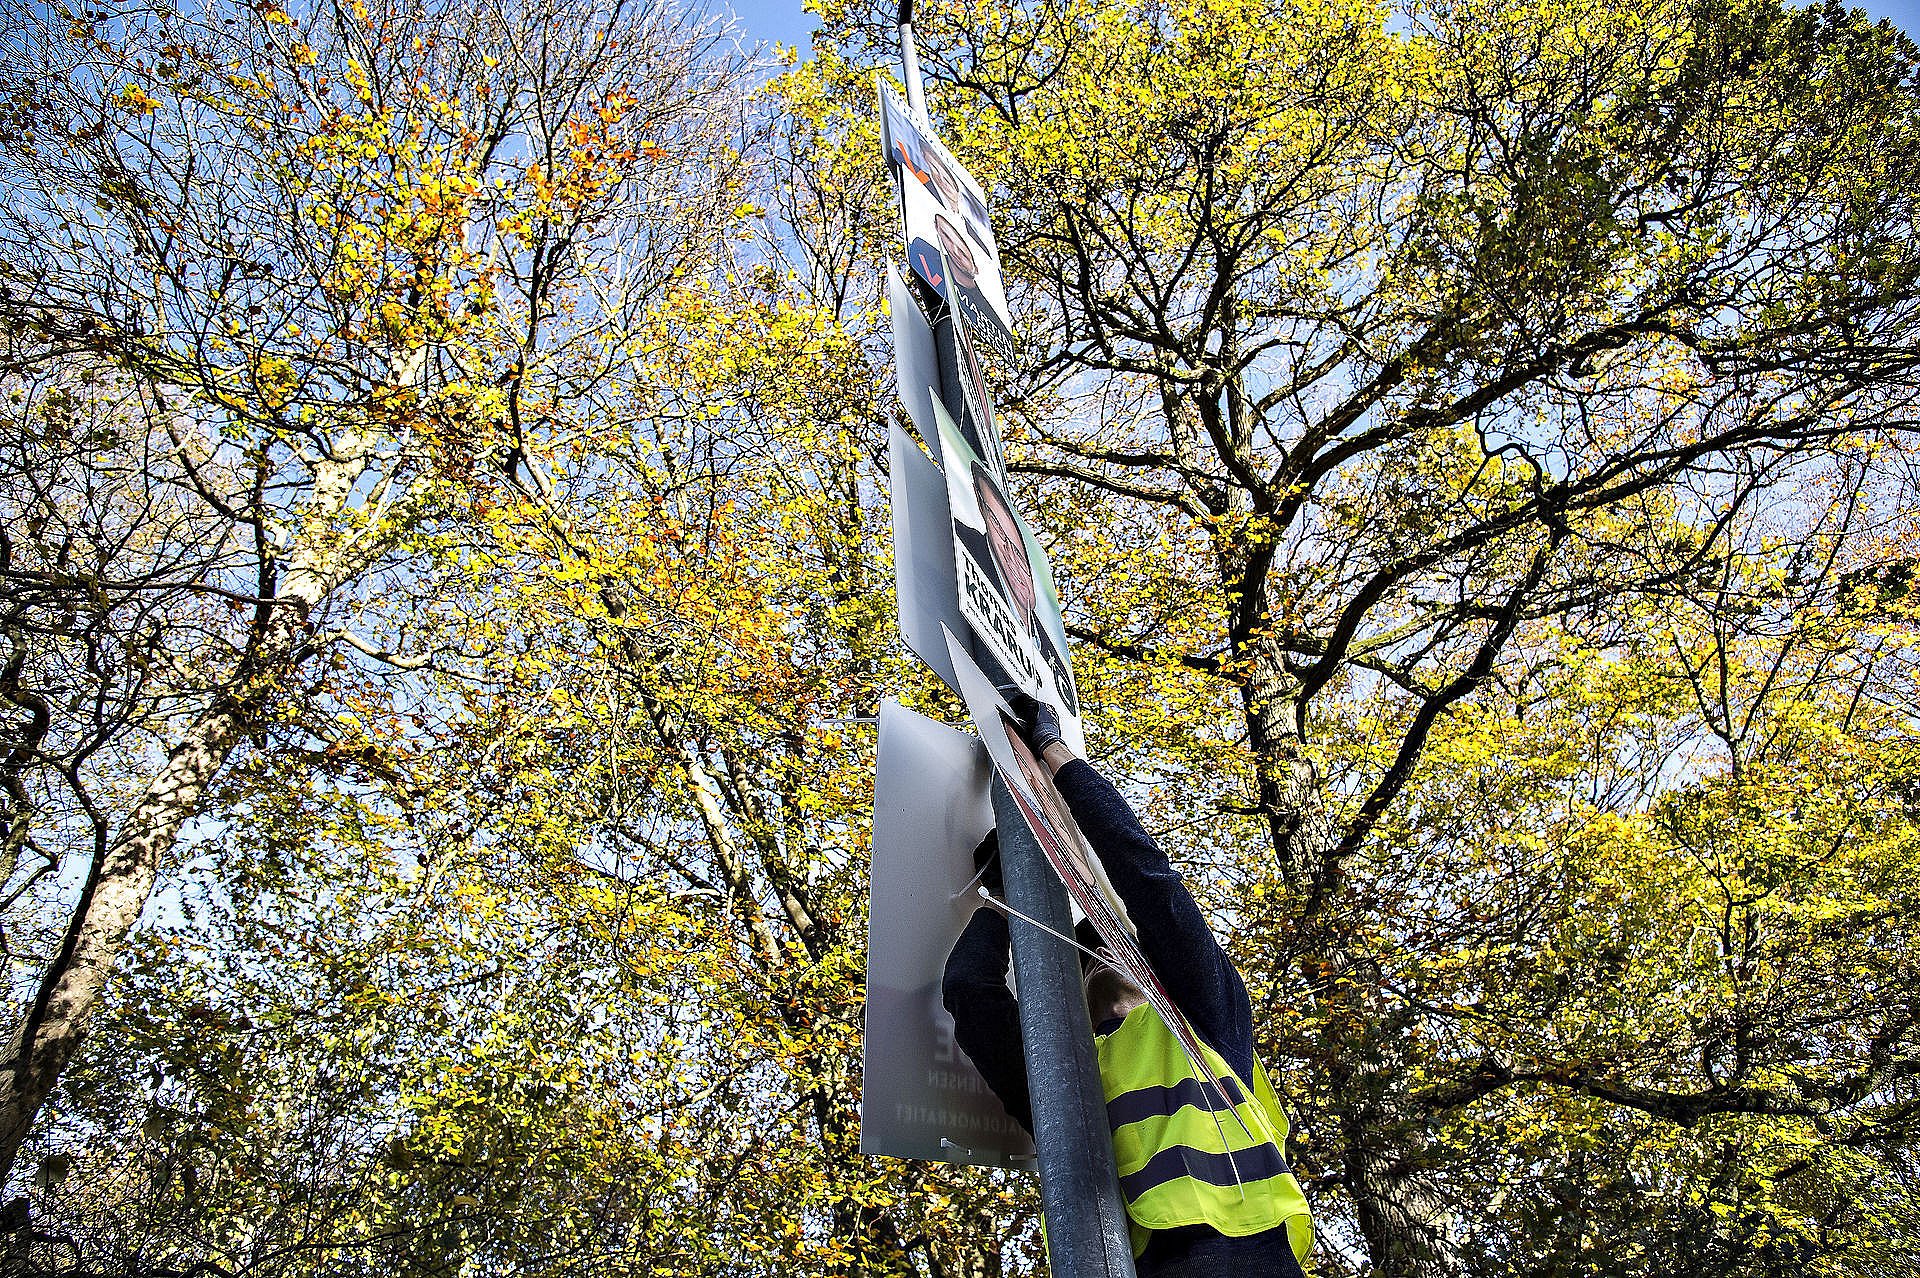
<box><xmin>888</xmin><ymin>422</ymin><xmax>968</xmax><ymax>692</ymax></box>
<box><xmin>931</xmin><ymin>398</ymin><xmax>1082</xmax><ymax>744</ymax></box>
<box><xmin>939</xmin><ymin>631</ymin><xmax>1240</xmax><ymax>1119</ymax></box>
<box><xmin>939</xmin><ymin>628</ymin><xmax>1131</xmax><ymax>941</ymax></box>
<box><xmin>878</xmin><ymin>81</ymin><xmax>1016</xmax><ymax>364</ymax></box>
<box><xmin>939</xmin><ymin>294</ymin><xmax>1006</xmax><ymax>481</ymax></box>
<box><xmin>861</xmin><ymin>699</ymin><xmax>1035</xmax><ymax>1169</ymax></box>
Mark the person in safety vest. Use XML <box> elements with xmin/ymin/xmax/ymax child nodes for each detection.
<box><xmin>942</xmin><ymin>695</ymin><xmax>1313</xmax><ymax>1277</ymax></box>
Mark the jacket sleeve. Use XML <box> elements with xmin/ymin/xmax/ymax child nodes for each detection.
<box><xmin>941</xmin><ymin>904</ymin><xmax>1034</xmax><ymax>1134</ymax></box>
<box><xmin>1052</xmin><ymin>759</ymin><xmax>1257</xmax><ymax>1082</ymax></box>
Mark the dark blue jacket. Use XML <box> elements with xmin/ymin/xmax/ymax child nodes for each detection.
<box><xmin>941</xmin><ymin>760</ymin><xmax>1304</xmax><ymax>1277</ymax></box>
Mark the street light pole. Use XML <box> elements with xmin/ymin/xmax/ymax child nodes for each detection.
<box><xmin>897</xmin><ymin>0</ymin><xmax>928</xmax><ymax>122</ymax></box>
<box><xmin>889</xmin><ymin>9</ymin><xmax>1134</xmax><ymax>1266</ymax></box>
<box><xmin>994</xmin><ymin>775</ymin><xmax>1139</xmax><ymax>1277</ymax></box>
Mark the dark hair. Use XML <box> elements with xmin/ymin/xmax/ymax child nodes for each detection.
<box><xmin>1084</xmin><ymin>962</ymin><xmax>1134</xmax><ymax>1018</ymax></box>
<box><xmin>1077</xmin><ymin>920</ymin><xmax>1143</xmax><ymax>1016</ymax></box>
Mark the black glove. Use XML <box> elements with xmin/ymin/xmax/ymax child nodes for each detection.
<box><xmin>1001</xmin><ymin>688</ymin><xmax>1065</xmax><ymax>755</ymax></box>
<box><xmin>971</xmin><ymin>828</ymin><xmax>1002</xmax><ymax>894</ymax></box>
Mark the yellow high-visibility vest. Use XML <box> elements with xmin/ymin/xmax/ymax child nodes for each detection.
<box><xmin>1095</xmin><ymin>1003</ymin><xmax>1314</xmax><ymax>1261</ymax></box>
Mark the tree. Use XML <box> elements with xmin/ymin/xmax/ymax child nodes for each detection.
<box><xmin>2</xmin><ymin>2</ymin><xmax>1022</xmax><ymax>1269</ymax></box>
<box><xmin>11</xmin><ymin>0</ymin><xmax>1920</xmax><ymax>1272</ymax></box>
<box><xmin>0</xmin><ymin>0</ymin><xmax>749</xmax><ymax>1188</ymax></box>
<box><xmin>8</xmin><ymin>254</ymin><xmax>1027</xmax><ymax>1278</ymax></box>
<box><xmin>792</xmin><ymin>0</ymin><xmax>1920</xmax><ymax>1270</ymax></box>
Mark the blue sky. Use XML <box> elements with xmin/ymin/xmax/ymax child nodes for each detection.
<box><xmin>724</xmin><ymin>0</ymin><xmax>1920</xmax><ymax>52</ymax></box>
<box><xmin>726</xmin><ymin>0</ymin><xmax>818</xmax><ymax>50</ymax></box>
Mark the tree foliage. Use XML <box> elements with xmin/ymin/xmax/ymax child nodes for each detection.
<box><xmin>792</xmin><ymin>0</ymin><xmax>1920</xmax><ymax>1271</ymax></box>
<box><xmin>2</xmin><ymin>0</ymin><xmax>1919</xmax><ymax>1274</ymax></box>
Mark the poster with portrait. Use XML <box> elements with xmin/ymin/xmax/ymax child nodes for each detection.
<box><xmin>932</xmin><ymin>398</ymin><xmax>1082</xmax><ymax>749</ymax></box>
<box><xmin>936</xmin><ymin>291</ymin><xmax>1006</xmax><ymax>482</ymax></box>
<box><xmin>861</xmin><ymin>699</ymin><xmax>1035</xmax><ymax>1169</ymax></box>
<box><xmin>941</xmin><ymin>632</ymin><xmax>1245</xmax><ymax>1125</ymax></box>
<box><xmin>939</xmin><ymin>628</ymin><xmax>1117</xmax><ymax>923</ymax></box>
<box><xmin>878</xmin><ymin>81</ymin><xmax>1016</xmax><ymax>364</ymax></box>
<box><xmin>888</xmin><ymin>264</ymin><xmax>1003</xmax><ymax>484</ymax></box>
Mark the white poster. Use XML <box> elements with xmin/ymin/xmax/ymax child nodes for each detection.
<box><xmin>888</xmin><ymin>423</ymin><xmax>967</xmax><ymax>692</ymax></box>
<box><xmin>887</xmin><ymin>265</ymin><xmax>941</xmax><ymax>450</ymax></box>
<box><xmin>861</xmin><ymin>700</ymin><xmax>1035</xmax><ymax>1169</ymax></box>
<box><xmin>879</xmin><ymin>81</ymin><xmax>1016</xmax><ymax>364</ymax></box>
<box><xmin>932</xmin><ymin>398</ymin><xmax>1082</xmax><ymax>742</ymax></box>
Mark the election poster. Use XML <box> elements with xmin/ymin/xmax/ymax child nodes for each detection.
<box><xmin>938</xmin><ymin>292</ymin><xmax>1006</xmax><ymax>480</ymax></box>
<box><xmin>938</xmin><ymin>627</ymin><xmax>1129</xmax><ymax>940</ymax></box>
<box><xmin>891</xmin><ymin>260</ymin><xmax>1004</xmax><ymax>485</ymax></box>
<box><xmin>878</xmin><ymin>81</ymin><xmax>1016</xmax><ymax>364</ymax></box>
<box><xmin>861</xmin><ymin>699</ymin><xmax>1035</xmax><ymax>1169</ymax></box>
<box><xmin>931</xmin><ymin>398</ymin><xmax>1082</xmax><ymax>745</ymax></box>
<box><xmin>940</xmin><ymin>632</ymin><xmax>1249</xmax><ymax>1131</ymax></box>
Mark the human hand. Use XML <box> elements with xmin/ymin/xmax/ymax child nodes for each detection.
<box><xmin>1000</xmin><ymin>688</ymin><xmax>1064</xmax><ymax>755</ymax></box>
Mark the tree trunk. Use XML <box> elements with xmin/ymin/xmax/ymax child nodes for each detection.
<box><xmin>1239</xmin><ymin>645</ymin><xmax>1463</xmax><ymax>1276</ymax></box>
<box><xmin>1239</xmin><ymin>648</ymin><xmax>1336</xmax><ymax>886</ymax></box>
<box><xmin>0</xmin><ymin>429</ymin><xmax>373</xmax><ymax>1181</ymax></box>
<box><xmin>0</xmin><ymin>696</ymin><xmax>249</xmax><ymax>1178</ymax></box>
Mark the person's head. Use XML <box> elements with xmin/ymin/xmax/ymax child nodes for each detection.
<box><xmin>973</xmin><ymin>464</ymin><xmax>1037</xmax><ymax>625</ymax></box>
<box><xmin>925</xmin><ymin>152</ymin><xmax>962</xmax><ymax>211</ymax></box>
<box><xmin>933</xmin><ymin>214</ymin><xmax>978</xmax><ymax>289</ymax></box>
<box><xmin>1077</xmin><ymin>921</ymin><xmax>1146</xmax><ymax>1023</ymax></box>
<box><xmin>1085</xmin><ymin>960</ymin><xmax>1146</xmax><ymax>1025</ymax></box>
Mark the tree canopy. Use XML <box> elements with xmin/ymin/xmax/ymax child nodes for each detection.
<box><xmin>2</xmin><ymin>0</ymin><xmax>1918</xmax><ymax>1274</ymax></box>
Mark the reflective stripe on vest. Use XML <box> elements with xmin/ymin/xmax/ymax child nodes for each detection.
<box><xmin>1116</xmin><ymin>1140</ymin><xmax>1291</xmax><ymax>1202</ymax></box>
<box><xmin>1096</xmin><ymin>1003</ymin><xmax>1314</xmax><ymax>1261</ymax></box>
<box><xmin>1106</xmin><ymin>1074</ymin><xmax>1248</xmax><ymax>1130</ymax></box>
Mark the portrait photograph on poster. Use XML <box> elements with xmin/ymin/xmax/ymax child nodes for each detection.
<box><xmin>879</xmin><ymin>83</ymin><xmax>995</xmax><ymax>261</ymax></box>
<box><xmin>937</xmin><ymin>629</ymin><xmax>1124</xmax><ymax>933</ymax></box>
<box><xmin>939</xmin><ymin>298</ymin><xmax>1005</xmax><ymax>480</ymax></box>
<box><xmin>879</xmin><ymin>82</ymin><xmax>1016</xmax><ymax>364</ymax></box>
<box><xmin>899</xmin><ymin>175</ymin><xmax>1015</xmax><ymax>366</ymax></box>
<box><xmin>887</xmin><ymin>262</ymin><xmax>1003</xmax><ymax>484</ymax></box>
<box><xmin>931</xmin><ymin>399</ymin><xmax>1081</xmax><ymax>736</ymax></box>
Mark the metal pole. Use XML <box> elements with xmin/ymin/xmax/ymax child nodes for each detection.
<box><xmin>897</xmin><ymin>0</ymin><xmax>928</xmax><ymax>123</ymax></box>
<box><xmin>994</xmin><ymin>775</ymin><xmax>1139</xmax><ymax>1278</ymax></box>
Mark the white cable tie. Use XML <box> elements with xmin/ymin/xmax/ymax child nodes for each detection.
<box><xmin>976</xmin><ymin>887</ymin><xmax>1120</xmax><ymax>972</ymax></box>
<box><xmin>949</xmin><ymin>859</ymin><xmax>992</xmax><ymax>902</ymax></box>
